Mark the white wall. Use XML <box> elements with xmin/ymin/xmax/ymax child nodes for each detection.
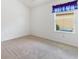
<box><xmin>52</xmin><ymin>0</ymin><xmax>75</xmax><ymax>5</ymax></box>
<box><xmin>1</xmin><ymin>0</ymin><xmax>30</xmax><ymax>41</ymax></box>
<box><xmin>31</xmin><ymin>2</ymin><xmax>78</xmax><ymax>47</ymax></box>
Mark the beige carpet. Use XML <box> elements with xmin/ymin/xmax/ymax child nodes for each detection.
<box><xmin>1</xmin><ymin>35</ymin><xmax>78</xmax><ymax>59</ymax></box>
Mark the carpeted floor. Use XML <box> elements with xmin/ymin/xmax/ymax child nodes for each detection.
<box><xmin>1</xmin><ymin>35</ymin><xmax>78</xmax><ymax>59</ymax></box>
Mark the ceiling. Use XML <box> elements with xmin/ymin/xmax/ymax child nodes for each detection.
<box><xmin>19</xmin><ymin>0</ymin><xmax>50</xmax><ymax>7</ymax></box>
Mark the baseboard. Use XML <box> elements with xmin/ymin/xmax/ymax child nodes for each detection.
<box><xmin>30</xmin><ymin>34</ymin><xmax>78</xmax><ymax>48</ymax></box>
<box><xmin>1</xmin><ymin>34</ymin><xmax>30</xmax><ymax>42</ymax></box>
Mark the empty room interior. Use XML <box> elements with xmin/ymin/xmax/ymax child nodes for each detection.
<box><xmin>1</xmin><ymin>0</ymin><xmax>78</xmax><ymax>59</ymax></box>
